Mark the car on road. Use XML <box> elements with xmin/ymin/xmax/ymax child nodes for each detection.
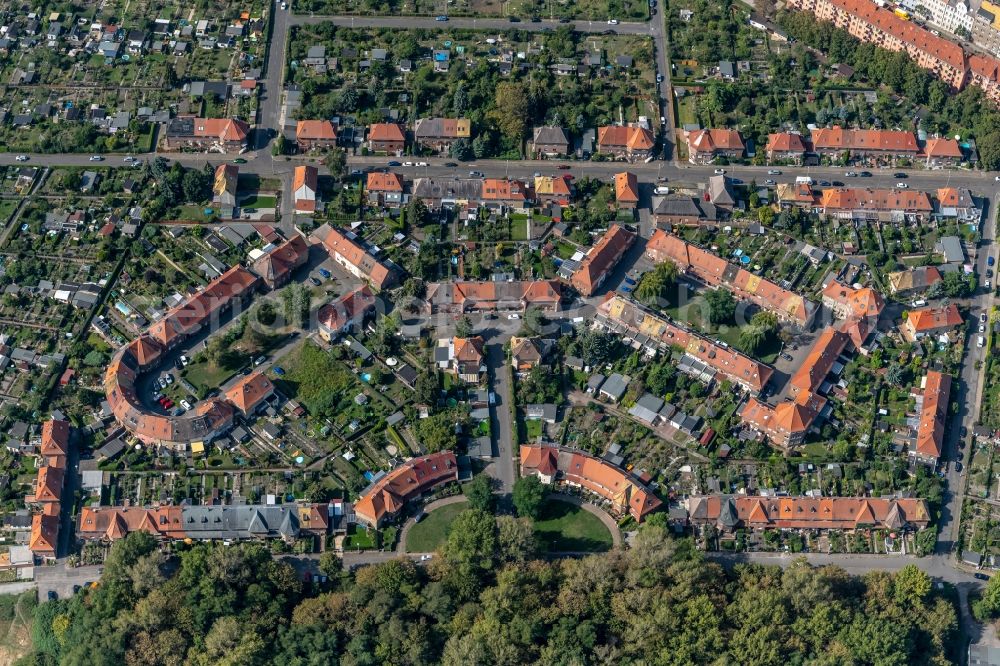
<box><xmin>987</xmin><ymin>279</ymin><xmax>993</xmax><ymax>289</ymax></box>
<box><xmin>764</xmin><ymin>179</ymin><xmax>776</xmax><ymax>186</ymax></box>
<box><xmin>47</xmin><ymin>591</ymin><xmax>57</xmax><ymax>601</ymax></box>
<box><xmin>274</xmin><ymin>367</ymin><xmax>285</xmax><ymax>376</ymax></box>
<box><xmin>989</xmin><ymin>256</ymin><xmax>996</xmax><ymax>267</ymax></box>
<box><xmin>956</xmin><ymin>462</ymin><xmax>963</xmax><ymax>472</ymax></box>
<box><xmin>895</xmin><ymin>182</ymin><xmax>909</xmax><ymax>188</ymax></box>
<box><xmin>254</xmin><ymin>356</ymin><xmax>267</xmax><ymax>366</ymax></box>
<box><xmin>603</xmin><ymin>29</ymin><xmax>616</xmax><ymax>34</ymax></box>
<box><xmin>607</xmin><ymin>18</ymin><xmax>619</xmax><ymax>24</ymax></box>
<box><xmin>310</xmin><ymin>277</ymin><xmax>321</xmax><ymax>286</ymax></box>
<box><xmin>893</xmin><ymin>172</ymin><xmax>908</xmax><ymax>178</ymax></box>
<box><xmin>318</xmin><ymin>268</ymin><xmax>332</xmax><ymax>279</ymax></box>
<box><xmin>978</xmin><ymin>335</ymin><xmax>986</xmax><ymax>348</ymax></box>
<box><xmin>767</xmin><ymin>169</ymin><xmax>781</xmax><ymax>175</ymax></box>
<box><xmin>996</xmin><ymin>175</ymin><xmax>1000</xmax><ymax>182</ymax></box>
<box><xmin>845</xmin><ymin>171</ymin><xmax>858</xmax><ymax>177</ymax></box>
<box><xmin>557</xmin><ymin>164</ymin><xmax>571</xmax><ymax>169</ymax></box>
<box><xmin>232</xmin><ymin>158</ymin><xmax>247</xmax><ymax>164</ymax></box>
<box><xmin>508</xmin><ymin>15</ymin><xmax>521</xmax><ymax>21</ymax></box>
<box><xmin>988</xmin><ymin>269</ymin><xmax>994</xmax><ymax>278</ymax></box>
<box><xmin>559</xmin><ymin>17</ymin><xmax>571</xmax><ymax>22</ymax></box>
<box><xmin>780</xmin><ymin>352</ymin><xmax>793</xmax><ymax>361</ymax></box>
<box><xmin>420</xmin><ymin>554</ymin><xmax>433</xmax><ymax>561</ymax></box>
<box><xmin>435</xmin><ymin>14</ymin><xmax>448</xmax><ymax>20</ymax></box>
<box><xmin>730</xmin><ymin>178</ymin><xmax>743</xmax><ymax>185</ymax></box>
<box><xmin>859</xmin><ymin>171</ymin><xmax>872</xmax><ymax>177</ymax></box>
<box><xmin>180</xmin><ymin>355</ymin><xmax>189</xmax><ymax>366</ymax></box>
<box><xmin>656</xmin><ymin>74</ymin><xmax>664</xmax><ymax>83</ymax></box>
<box><xmin>980</xmin><ymin>324</ymin><xmax>986</xmax><ymax>333</ymax></box>
<box><xmin>982</xmin><ymin>312</ymin><xmax>988</xmax><ymax>323</ymax></box>
<box><xmin>507</xmin><ymin>313</ymin><xmax>520</xmax><ymax>320</ymax></box>
<box><xmin>15</xmin><ymin>155</ymin><xmax>28</xmax><ymax>161</ymax></box>
<box><xmin>387</xmin><ymin>160</ymin><xmax>401</xmax><ymax>167</ymax></box>
<box><xmin>123</xmin><ymin>155</ymin><xmax>135</xmax><ymax>162</ymax></box>
<box><xmin>89</xmin><ymin>155</ymin><xmax>104</xmax><ymax>161</ymax></box>
<box><xmin>817</xmin><ymin>180</ymin><xmax>831</xmax><ymax>186</ymax></box>
<box><xmin>714</xmin><ymin>168</ymin><xmax>726</xmax><ymax>174</ymax></box>
<box><xmin>402</xmin><ymin>161</ymin><xmax>414</xmax><ymax>166</ymax></box>
<box><xmin>443</xmin><ymin>162</ymin><xmax>458</xmax><ymax>167</ymax></box>
<box><xmin>530</xmin><ymin>16</ymin><xmax>541</xmax><ymax>21</ymax></box>
<box><xmin>975</xmin><ymin>573</ymin><xmax>991</xmax><ymax>581</ymax></box>
<box><xmin>469</xmin><ymin>170</ymin><xmax>484</xmax><ymax>177</ymax></box>
<box><xmin>415</xmin><ymin>161</ymin><xmax>428</xmax><ymax>167</ymax></box>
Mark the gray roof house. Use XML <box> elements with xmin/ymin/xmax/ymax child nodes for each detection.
<box><xmin>599</xmin><ymin>373</ymin><xmax>630</xmax><ymax>402</ymax></box>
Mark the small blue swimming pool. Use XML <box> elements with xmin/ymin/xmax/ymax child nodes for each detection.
<box><xmin>361</xmin><ymin>372</ymin><xmax>372</xmax><ymax>382</ymax></box>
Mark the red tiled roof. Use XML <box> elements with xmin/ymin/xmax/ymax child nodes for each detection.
<box><xmin>224</xmin><ymin>372</ymin><xmax>274</xmax><ymax>415</ymax></box>
<box><xmin>811</xmin><ymin>127</ymin><xmax>918</xmax><ymax>153</ymax></box>
<box><xmin>615</xmin><ymin>172</ymin><xmax>639</xmax><ymax>202</ymax></box>
<box><xmin>296</xmin><ymin>120</ymin><xmax>337</xmax><ymax>141</ymax></box>
<box><xmin>688</xmin><ymin>495</ymin><xmax>931</xmax><ymax>529</ymax></box>
<box><xmin>571</xmin><ymin>225</ymin><xmax>636</xmax><ymax>296</ymax></box>
<box><xmin>314</xmin><ymin>225</ymin><xmax>393</xmax><ymax>290</ymax></box>
<box><xmin>766</xmin><ymin>132</ymin><xmax>806</xmax><ymax>153</ymax></box>
<box><xmin>597</xmin><ymin>125</ymin><xmax>655</xmax><ymax>150</ymax></box>
<box><xmin>688</xmin><ymin>128</ymin><xmax>744</xmax><ymax>153</ymax></box>
<box><xmin>915</xmin><ymin>370</ymin><xmax>951</xmax><ymax>460</ymax></box>
<box><xmin>819</xmin><ymin>188</ymin><xmax>933</xmax><ymax>212</ymax></box>
<box><xmin>317</xmin><ymin>285</ymin><xmax>376</xmax><ymax>334</ymax></box>
<box><xmin>366</xmin><ymin>172</ymin><xmax>404</xmax><ymax>192</ymax></box>
<box><xmin>369</xmin><ymin>123</ymin><xmax>406</xmax><ymax>142</ymax></box>
<box><xmin>354</xmin><ymin>452</ymin><xmax>459</xmax><ymax>525</ymax></box>
<box><xmin>906</xmin><ymin>303</ymin><xmax>963</xmax><ymax>332</ymax></box>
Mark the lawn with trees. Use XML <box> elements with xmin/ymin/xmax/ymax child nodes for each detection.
<box><xmin>19</xmin><ymin>523</ymin><xmax>961</xmax><ymax>665</ymax></box>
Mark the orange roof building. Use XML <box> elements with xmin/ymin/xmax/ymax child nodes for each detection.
<box><xmin>354</xmin><ymin>452</ymin><xmax>459</xmax><ymax>526</ymax></box>
<box><xmin>686</xmin><ymin>128</ymin><xmax>745</xmax><ymax>164</ymax></box>
<box><xmin>596</xmin><ymin>125</ymin><xmax>656</xmax><ymax>160</ymax></box>
<box><xmin>366</xmin><ymin>172</ymin><xmax>404</xmax><ymax>193</ymax></box>
<box><xmin>687</xmin><ymin>495</ymin><xmax>931</xmax><ymax>531</ymax></box>
<box><xmin>424</xmin><ymin>280</ymin><xmax>561</xmax><ymax>314</ymax></box>
<box><xmin>163</xmin><ymin>116</ymin><xmax>250</xmax><ymax>152</ymax></box>
<box><xmin>570</xmin><ymin>225</ymin><xmax>636</xmax><ymax>296</ymax></box>
<box><xmin>817</xmin><ymin>188</ymin><xmax>933</xmax><ymax>220</ymax></box>
<box><xmin>313</xmin><ymin>224</ymin><xmax>395</xmax><ymax>290</ymax></box>
<box><xmin>911</xmin><ymin>370</ymin><xmax>952</xmax><ymax>464</ymax></box>
<box><xmin>520</xmin><ymin>445</ymin><xmax>662</xmax><ymax>522</ymax></box>
<box><xmin>596</xmin><ymin>294</ymin><xmax>774</xmax><ymax>393</ymax></box>
<box><xmin>317</xmin><ymin>285</ymin><xmax>376</xmax><ymax>341</ymax></box>
<box><xmin>790</xmin><ymin>327</ymin><xmax>850</xmax><ymax>397</ymax></box>
<box><xmin>902</xmin><ymin>303</ymin><xmax>963</xmax><ymax>340</ymax></box>
<box><xmin>766</xmin><ymin>132</ymin><xmax>807</xmax><ymax>161</ymax></box>
<box><xmin>40</xmin><ymin>418</ymin><xmax>70</xmax><ymax>459</ymax></box>
<box><xmin>29</xmin><ymin>508</ymin><xmax>60</xmax><ymax>559</ymax></box>
<box><xmin>224</xmin><ymin>372</ymin><xmax>274</xmax><ymax>416</ymax></box>
<box><xmin>77</xmin><ymin>506</ymin><xmax>186</xmax><ymax>542</ymax></box>
<box><xmin>645</xmin><ymin>230</ymin><xmax>816</xmax><ymax>327</ymax></box>
<box><xmin>250</xmin><ymin>235</ymin><xmax>310</xmax><ymax>288</ymax></box>
<box><xmin>614</xmin><ymin>172</ymin><xmax>639</xmax><ymax>208</ymax></box>
<box><xmin>293</xmin><ymin>165</ymin><xmax>318</xmax><ymax>214</ymax></box>
<box><xmin>451</xmin><ymin>336</ymin><xmax>486</xmax><ymax>383</ymax></box>
<box><xmin>534</xmin><ymin>175</ymin><xmax>573</xmax><ymax>200</ymax></box>
<box><xmin>788</xmin><ymin>0</ymin><xmax>968</xmax><ymax>89</ymax></box>
<box><xmin>28</xmin><ymin>465</ymin><xmax>64</xmax><ymax>504</ymax></box>
<box><xmin>295</xmin><ymin>120</ymin><xmax>338</xmax><ymax>150</ymax></box>
<box><xmin>810</xmin><ymin>127</ymin><xmax>919</xmax><ymax>154</ymax></box>
<box><xmin>368</xmin><ymin>123</ymin><xmax>407</xmax><ymax>153</ymax></box>
<box><xmin>821</xmin><ymin>280</ymin><xmax>885</xmax><ymax>322</ymax></box>
<box><xmin>923</xmin><ymin>137</ymin><xmax>963</xmax><ymax>161</ymax></box>
<box><xmin>482</xmin><ymin>178</ymin><xmax>531</xmax><ymax>207</ymax></box>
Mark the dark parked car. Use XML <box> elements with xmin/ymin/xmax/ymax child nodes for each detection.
<box><xmin>47</xmin><ymin>591</ymin><xmax>57</xmax><ymax>601</ymax></box>
<box><xmin>443</xmin><ymin>161</ymin><xmax>458</xmax><ymax>167</ymax></box>
<box><xmin>975</xmin><ymin>573</ymin><xmax>991</xmax><ymax>581</ymax></box>
<box><xmin>893</xmin><ymin>172</ymin><xmax>908</xmax><ymax>178</ymax></box>
<box><xmin>832</xmin><ymin>181</ymin><xmax>844</xmax><ymax>186</ymax></box>
<box><xmin>859</xmin><ymin>171</ymin><xmax>872</xmax><ymax>177</ymax></box>
<box><xmin>387</xmin><ymin>161</ymin><xmax>401</xmax><ymax>166</ymax></box>
<box><xmin>508</xmin><ymin>15</ymin><xmax>520</xmax><ymax>21</ymax></box>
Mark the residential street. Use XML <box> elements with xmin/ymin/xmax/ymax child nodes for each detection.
<box><xmin>485</xmin><ymin>340</ymin><xmax>516</xmax><ymax>495</ymax></box>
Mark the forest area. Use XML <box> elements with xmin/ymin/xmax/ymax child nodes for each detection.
<box><xmin>11</xmin><ymin>516</ymin><xmax>966</xmax><ymax>666</ymax></box>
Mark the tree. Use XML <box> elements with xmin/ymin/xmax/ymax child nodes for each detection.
<box><xmin>497</xmin><ymin>515</ymin><xmax>537</xmax><ymax>562</ymax></box>
<box><xmin>318</xmin><ymin>552</ymin><xmax>341</xmax><ymax>578</ymax></box>
<box><xmin>580</xmin><ymin>330</ymin><xmax>619</xmax><ymax>366</ymax></box>
<box><xmin>414</xmin><ymin>410</ymin><xmax>459</xmax><ymax>452</ymax></box>
<box><xmin>634</xmin><ymin>261</ymin><xmax>678</xmax><ymax>306</ymax></box>
<box><xmin>449</xmin><ymin>138</ymin><xmax>473</xmax><ymax>161</ymax></box>
<box><xmin>705</xmin><ymin>288</ymin><xmax>736</xmax><ymax>325</ymax></box>
<box><xmin>455</xmin><ymin>316</ymin><xmax>474</xmax><ymax>338</ymax></box>
<box><xmin>406</xmin><ymin>197</ymin><xmax>429</xmax><ymax>228</ymax></box>
<box><xmin>973</xmin><ymin>572</ymin><xmax>1000</xmax><ymax>621</ymax></box>
<box><xmin>443</xmin><ymin>509</ymin><xmax>497</xmax><ymax>569</ymax></box>
<box><xmin>465</xmin><ymin>475</ymin><xmax>494</xmax><ymax>513</ymax></box>
<box><xmin>893</xmin><ymin>564</ymin><xmax>931</xmax><ymax>608</ymax></box>
<box><xmin>181</xmin><ymin>169</ymin><xmax>210</xmax><ymax>203</ymax></box>
<box><xmin>324</xmin><ymin>148</ymin><xmax>347</xmax><ymax>180</ymax></box>
<box><xmin>415</xmin><ymin>371</ymin><xmax>440</xmax><ymax>406</ymax></box>
<box><xmin>512</xmin><ymin>475</ymin><xmax>547</xmax><ymax>519</ymax></box>
<box><xmin>493</xmin><ymin>82</ymin><xmax>530</xmax><ymax>144</ymax></box>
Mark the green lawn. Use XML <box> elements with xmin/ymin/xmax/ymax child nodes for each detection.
<box><xmin>533</xmin><ymin>499</ymin><xmax>614</xmax><ymax>553</ymax></box>
<box><xmin>525</xmin><ymin>419</ymin><xmax>543</xmax><ymax>439</ymax></box>
<box><xmin>182</xmin><ymin>360</ymin><xmax>237</xmax><ymax>396</ymax></box>
<box><xmin>343</xmin><ymin>524</ymin><xmax>377</xmax><ymax>550</ymax></box>
<box><xmin>405</xmin><ymin>501</ymin><xmax>468</xmax><ymax>553</ymax></box>
<box><xmin>240</xmin><ymin>194</ymin><xmax>277</xmax><ymax>209</ymax></box>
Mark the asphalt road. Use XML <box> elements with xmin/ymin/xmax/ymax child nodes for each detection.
<box><xmin>486</xmin><ymin>341</ymin><xmax>516</xmax><ymax>494</ymax></box>
<box><xmin>257</xmin><ymin>1</ymin><xmax>292</xmax><ymax>151</ymax></box>
<box><xmin>290</xmin><ymin>14</ymin><xmax>651</xmax><ymax>35</ymax></box>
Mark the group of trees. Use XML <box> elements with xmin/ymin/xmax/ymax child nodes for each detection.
<box><xmin>19</xmin><ymin>524</ymin><xmax>961</xmax><ymax>666</ymax></box>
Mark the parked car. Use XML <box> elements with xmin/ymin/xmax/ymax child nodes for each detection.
<box><xmin>47</xmin><ymin>591</ymin><xmax>57</xmax><ymax>601</ymax></box>
<box><xmin>832</xmin><ymin>181</ymin><xmax>844</xmax><ymax>186</ymax></box>
<box><xmin>982</xmin><ymin>312</ymin><xmax>988</xmax><ymax>323</ymax></box>
<box><xmin>402</xmin><ymin>161</ymin><xmax>414</xmax><ymax>166</ymax></box>
<box><xmin>387</xmin><ymin>160</ymin><xmax>401</xmax><ymax>166</ymax></box>
<box><xmin>507</xmin><ymin>313</ymin><xmax>520</xmax><ymax>320</ymax></box>
<box><xmin>310</xmin><ymin>277</ymin><xmax>321</xmax><ymax>286</ymax></box>
<box><xmin>767</xmin><ymin>169</ymin><xmax>781</xmax><ymax>175</ymax></box>
<box><xmin>274</xmin><ymin>367</ymin><xmax>285</xmax><ymax>376</ymax></box>
<box><xmin>893</xmin><ymin>172</ymin><xmax>908</xmax><ymax>178</ymax></box>
<box><xmin>730</xmin><ymin>178</ymin><xmax>744</xmax><ymax>185</ymax></box>
<box><xmin>435</xmin><ymin>14</ymin><xmax>448</xmax><ymax>20</ymax></box>
<box><xmin>416</xmin><ymin>161</ymin><xmax>428</xmax><ymax>167</ymax></box>
<box><xmin>714</xmin><ymin>168</ymin><xmax>726</xmax><ymax>174</ymax></box>
<box><xmin>975</xmin><ymin>573</ymin><xmax>991</xmax><ymax>581</ymax></box>
<box><xmin>607</xmin><ymin>18</ymin><xmax>619</xmax><ymax>24</ymax></box>
<box><xmin>181</xmin><ymin>400</ymin><xmax>192</xmax><ymax>411</ymax></box>
<box><xmin>232</xmin><ymin>158</ymin><xmax>247</xmax><ymax>164</ymax></box>
<box><xmin>443</xmin><ymin>162</ymin><xmax>458</xmax><ymax>167</ymax></box>
<box><xmin>15</xmin><ymin>155</ymin><xmax>28</xmax><ymax>162</ymax></box>
<box><xmin>989</xmin><ymin>256</ymin><xmax>995</xmax><ymax>267</ymax></box>
<box><xmin>845</xmin><ymin>171</ymin><xmax>858</xmax><ymax>177</ymax></box>
<box><xmin>859</xmin><ymin>171</ymin><xmax>872</xmax><ymax>177</ymax></box>
<box><xmin>89</xmin><ymin>155</ymin><xmax>104</xmax><ymax>162</ymax></box>
<box><xmin>895</xmin><ymin>182</ymin><xmax>909</xmax><ymax>188</ymax></box>
<box><xmin>319</xmin><ymin>268</ymin><xmax>332</xmax><ymax>279</ymax></box>
<box><xmin>764</xmin><ymin>179</ymin><xmax>776</xmax><ymax>186</ymax></box>
<box><xmin>254</xmin><ymin>356</ymin><xmax>267</xmax><ymax>366</ymax></box>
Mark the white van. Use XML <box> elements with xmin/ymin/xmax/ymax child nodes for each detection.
<box><xmin>978</xmin><ymin>335</ymin><xmax>986</xmax><ymax>348</ymax></box>
<box><xmin>654</xmin><ymin>186</ymin><xmax>670</xmax><ymax>195</ymax></box>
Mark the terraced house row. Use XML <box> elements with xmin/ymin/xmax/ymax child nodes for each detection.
<box><xmin>788</xmin><ymin>0</ymin><xmax>1000</xmax><ymax>103</ymax></box>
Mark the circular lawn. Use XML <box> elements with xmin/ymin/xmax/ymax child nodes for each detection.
<box><xmin>532</xmin><ymin>498</ymin><xmax>615</xmax><ymax>553</ymax></box>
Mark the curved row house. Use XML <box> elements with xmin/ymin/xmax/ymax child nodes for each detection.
<box><xmin>423</xmin><ymin>280</ymin><xmax>562</xmax><ymax>314</ymax></box>
<box><xmin>104</xmin><ymin>267</ymin><xmax>271</xmax><ymax>449</ymax></box>
<box><xmin>595</xmin><ymin>294</ymin><xmax>774</xmax><ymax>394</ymax></box>
<box><xmin>686</xmin><ymin>495</ymin><xmax>931</xmax><ymax>532</ymax></box>
<box><xmin>27</xmin><ymin>419</ymin><xmax>71</xmax><ymax>560</ymax></box>
<box><xmin>570</xmin><ymin>224</ymin><xmax>636</xmax><ymax>297</ymax></box>
<box><xmin>520</xmin><ymin>445</ymin><xmax>662</xmax><ymax>522</ymax></box>
<box><xmin>645</xmin><ymin>230</ymin><xmax>817</xmax><ymax>327</ymax></box>
<box><xmin>77</xmin><ymin>503</ymin><xmax>329</xmax><ymax>544</ymax></box>
<box><xmin>353</xmin><ymin>451</ymin><xmax>459</xmax><ymax>527</ymax></box>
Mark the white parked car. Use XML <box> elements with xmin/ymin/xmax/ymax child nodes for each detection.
<box><xmin>180</xmin><ymin>400</ymin><xmax>192</xmax><ymax>411</ymax></box>
<box><xmin>895</xmin><ymin>182</ymin><xmax>908</xmax><ymax>188</ymax></box>
<box><xmin>767</xmin><ymin>169</ymin><xmax>781</xmax><ymax>175</ymax></box>
<box><xmin>507</xmin><ymin>313</ymin><xmax>520</xmax><ymax>320</ymax></box>
<box><xmin>978</xmin><ymin>335</ymin><xmax>986</xmax><ymax>347</ymax></box>
<box><xmin>89</xmin><ymin>155</ymin><xmax>104</xmax><ymax>161</ymax></box>
<box><xmin>416</xmin><ymin>161</ymin><xmax>428</xmax><ymax>167</ymax></box>
<box><xmin>714</xmin><ymin>168</ymin><xmax>726</xmax><ymax>174</ymax></box>
<box><xmin>607</xmin><ymin>18</ymin><xmax>619</xmax><ymax>24</ymax></box>
<box><xmin>402</xmin><ymin>161</ymin><xmax>414</xmax><ymax>166</ymax></box>
<box><xmin>14</xmin><ymin>155</ymin><xmax>28</xmax><ymax>162</ymax></box>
